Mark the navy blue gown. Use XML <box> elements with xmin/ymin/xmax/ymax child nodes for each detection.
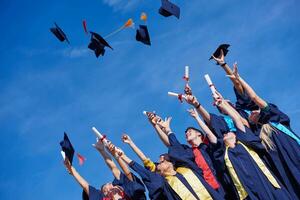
<box><xmin>208</xmin><ymin>113</ymin><xmax>240</xmax><ymax>200</ymax></box>
<box><xmin>257</xmin><ymin>103</ymin><xmax>300</xmax><ymax>199</ymax></box>
<box><xmin>233</xmin><ymin>88</ymin><xmax>300</xmax><ymax>199</ymax></box>
<box><xmin>129</xmin><ymin>160</ymin><xmax>182</xmax><ymax>200</ymax></box>
<box><xmin>212</xmin><ymin>127</ymin><xmax>292</xmax><ymax>200</ymax></box>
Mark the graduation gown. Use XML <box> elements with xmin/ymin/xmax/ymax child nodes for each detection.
<box><xmin>129</xmin><ymin>159</ymin><xmax>223</xmax><ymax>200</ymax></box>
<box><xmin>129</xmin><ymin>160</ymin><xmax>182</xmax><ymax>200</ymax></box>
<box><xmin>233</xmin><ymin>89</ymin><xmax>300</xmax><ymax>199</ymax></box>
<box><xmin>82</xmin><ymin>172</ymin><xmax>146</xmax><ymax>200</ymax></box>
<box><xmin>208</xmin><ymin>113</ymin><xmax>240</xmax><ymax>200</ymax></box>
<box><xmin>167</xmin><ymin>133</ymin><xmax>226</xmax><ymax>199</ymax></box>
<box><xmin>256</xmin><ymin>103</ymin><xmax>300</xmax><ymax>199</ymax></box>
<box><xmin>212</xmin><ymin>127</ymin><xmax>292</xmax><ymax>200</ymax></box>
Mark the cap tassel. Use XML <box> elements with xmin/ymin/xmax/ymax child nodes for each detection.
<box><xmin>140</xmin><ymin>12</ymin><xmax>147</xmax><ymax>22</ymax></box>
<box><xmin>124</xmin><ymin>18</ymin><xmax>134</xmax><ymax>28</ymax></box>
<box><xmin>83</xmin><ymin>20</ymin><xmax>88</xmax><ymax>34</ymax></box>
<box><xmin>104</xmin><ymin>18</ymin><xmax>134</xmax><ymax>39</ymax></box>
<box><xmin>77</xmin><ymin>153</ymin><xmax>86</xmax><ymax>166</ymax></box>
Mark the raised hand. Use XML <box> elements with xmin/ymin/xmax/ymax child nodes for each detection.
<box><xmin>122</xmin><ymin>134</ymin><xmax>132</xmax><ymax>144</ymax></box>
<box><xmin>146</xmin><ymin>112</ymin><xmax>162</xmax><ymax>126</ymax></box>
<box><xmin>92</xmin><ymin>137</ymin><xmax>105</xmax><ymax>151</ymax></box>
<box><xmin>63</xmin><ymin>158</ymin><xmax>73</xmax><ymax>175</ymax></box>
<box><xmin>227</xmin><ymin>62</ymin><xmax>240</xmax><ymax>80</ymax></box>
<box><xmin>211</xmin><ymin>49</ymin><xmax>225</xmax><ymax>65</ymax></box>
<box><xmin>185</xmin><ymin>94</ymin><xmax>200</xmax><ymax>107</ymax></box>
<box><xmin>187</xmin><ymin>108</ymin><xmax>199</xmax><ymax>119</ymax></box>
<box><xmin>156</xmin><ymin>117</ymin><xmax>172</xmax><ymax>134</ymax></box>
<box><xmin>184</xmin><ymin>83</ymin><xmax>193</xmax><ymax>95</ymax></box>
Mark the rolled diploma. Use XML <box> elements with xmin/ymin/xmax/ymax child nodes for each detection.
<box><xmin>204</xmin><ymin>74</ymin><xmax>218</xmax><ymax>97</ymax></box>
<box><xmin>185</xmin><ymin>66</ymin><xmax>189</xmax><ymax>79</ymax></box>
<box><xmin>168</xmin><ymin>92</ymin><xmax>187</xmax><ymax>100</ymax></box>
<box><xmin>92</xmin><ymin>127</ymin><xmax>109</xmax><ymax>145</ymax></box>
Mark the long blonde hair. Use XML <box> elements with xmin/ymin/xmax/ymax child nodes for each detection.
<box><xmin>259</xmin><ymin>123</ymin><xmax>277</xmax><ymax>151</ymax></box>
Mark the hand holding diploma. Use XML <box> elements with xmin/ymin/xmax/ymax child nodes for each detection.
<box><xmin>204</xmin><ymin>74</ymin><xmax>219</xmax><ymax>98</ymax></box>
<box><xmin>92</xmin><ymin>127</ymin><xmax>109</xmax><ymax>146</ymax></box>
<box><xmin>168</xmin><ymin>91</ymin><xmax>187</xmax><ymax>102</ymax></box>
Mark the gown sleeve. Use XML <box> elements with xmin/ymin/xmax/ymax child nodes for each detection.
<box><xmin>82</xmin><ymin>185</ymin><xmax>104</xmax><ymax>200</ymax></box>
<box><xmin>233</xmin><ymin>87</ymin><xmax>259</xmax><ymax>111</ymax></box>
<box><xmin>235</xmin><ymin>127</ymin><xmax>266</xmax><ymax>151</ymax></box>
<box><xmin>129</xmin><ymin>161</ymin><xmax>165</xmax><ymax>199</ymax></box>
<box><xmin>167</xmin><ymin>133</ymin><xmax>199</xmax><ymax>171</ymax></box>
<box><xmin>208</xmin><ymin>113</ymin><xmax>229</xmax><ymax>139</ymax></box>
<box><xmin>259</xmin><ymin>103</ymin><xmax>291</xmax><ymax>128</ymax></box>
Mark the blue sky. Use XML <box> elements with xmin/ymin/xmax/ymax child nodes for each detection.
<box><xmin>1</xmin><ymin>0</ymin><xmax>300</xmax><ymax>199</ymax></box>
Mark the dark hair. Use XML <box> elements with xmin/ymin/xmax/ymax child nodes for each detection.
<box><xmin>185</xmin><ymin>127</ymin><xmax>204</xmax><ymax>135</ymax></box>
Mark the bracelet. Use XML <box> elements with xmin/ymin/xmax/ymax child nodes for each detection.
<box><xmin>195</xmin><ymin>103</ymin><xmax>201</xmax><ymax>109</ymax></box>
<box><xmin>220</xmin><ymin>62</ymin><xmax>227</xmax><ymax>67</ymax></box>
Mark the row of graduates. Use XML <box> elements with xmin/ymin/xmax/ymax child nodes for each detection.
<box><xmin>62</xmin><ymin>51</ymin><xmax>300</xmax><ymax>200</ymax></box>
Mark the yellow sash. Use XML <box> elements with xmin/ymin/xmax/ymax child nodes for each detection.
<box><xmin>143</xmin><ymin>158</ymin><xmax>156</xmax><ymax>172</ymax></box>
<box><xmin>165</xmin><ymin>167</ymin><xmax>213</xmax><ymax>200</ymax></box>
<box><xmin>225</xmin><ymin>142</ymin><xmax>281</xmax><ymax>200</ymax></box>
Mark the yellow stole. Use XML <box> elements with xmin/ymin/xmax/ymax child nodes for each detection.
<box><xmin>143</xmin><ymin>158</ymin><xmax>156</xmax><ymax>172</ymax></box>
<box><xmin>165</xmin><ymin>167</ymin><xmax>213</xmax><ymax>200</ymax></box>
<box><xmin>224</xmin><ymin>142</ymin><xmax>280</xmax><ymax>200</ymax></box>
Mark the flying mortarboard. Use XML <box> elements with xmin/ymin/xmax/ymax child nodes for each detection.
<box><xmin>159</xmin><ymin>0</ymin><xmax>180</xmax><ymax>19</ymax></box>
<box><xmin>88</xmin><ymin>31</ymin><xmax>113</xmax><ymax>58</ymax></box>
<box><xmin>50</xmin><ymin>23</ymin><xmax>70</xmax><ymax>44</ymax></box>
<box><xmin>209</xmin><ymin>44</ymin><xmax>230</xmax><ymax>61</ymax></box>
<box><xmin>60</xmin><ymin>132</ymin><xmax>75</xmax><ymax>164</ymax></box>
<box><xmin>136</xmin><ymin>25</ymin><xmax>151</xmax><ymax>46</ymax></box>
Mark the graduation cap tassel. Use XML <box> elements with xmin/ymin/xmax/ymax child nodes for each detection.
<box><xmin>104</xmin><ymin>18</ymin><xmax>134</xmax><ymax>39</ymax></box>
<box><xmin>77</xmin><ymin>153</ymin><xmax>86</xmax><ymax>166</ymax></box>
<box><xmin>83</xmin><ymin>20</ymin><xmax>88</xmax><ymax>35</ymax></box>
<box><xmin>140</xmin><ymin>12</ymin><xmax>147</xmax><ymax>23</ymax></box>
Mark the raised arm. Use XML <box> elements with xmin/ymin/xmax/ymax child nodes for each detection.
<box><xmin>106</xmin><ymin>141</ymin><xmax>134</xmax><ymax>181</ymax></box>
<box><xmin>187</xmin><ymin>108</ymin><xmax>217</xmax><ymax>144</ymax></box>
<box><xmin>93</xmin><ymin>139</ymin><xmax>121</xmax><ymax>180</ymax></box>
<box><xmin>146</xmin><ymin>112</ymin><xmax>170</xmax><ymax>146</ymax></box>
<box><xmin>228</xmin><ymin>64</ymin><xmax>267</xmax><ymax>109</ymax></box>
<box><xmin>122</xmin><ymin>134</ymin><xmax>147</xmax><ymax>162</ymax></box>
<box><xmin>184</xmin><ymin>85</ymin><xmax>211</xmax><ymax>123</ymax></box>
<box><xmin>63</xmin><ymin>159</ymin><xmax>89</xmax><ymax>195</ymax></box>
<box><xmin>211</xmin><ymin>50</ymin><xmax>244</xmax><ymax>94</ymax></box>
<box><xmin>217</xmin><ymin>98</ymin><xmax>245</xmax><ymax>132</ymax></box>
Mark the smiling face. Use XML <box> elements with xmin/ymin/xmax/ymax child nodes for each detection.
<box><xmin>185</xmin><ymin>128</ymin><xmax>202</xmax><ymax>146</ymax></box>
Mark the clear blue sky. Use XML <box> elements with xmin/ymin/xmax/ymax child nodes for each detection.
<box><xmin>1</xmin><ymin>0</ymin><xmax>300</xmax><ymax>199</ymax></box>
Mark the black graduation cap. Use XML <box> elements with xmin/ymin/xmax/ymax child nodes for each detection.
<box><xmin>60</xmin><ymin>132</ymin><xmax>75</xmax><ymax>164</ymax></box>
<box><xmin>209</xmin><ymin>44</ymin><xmax>230</xmax><ymax>60</ymax></box>
<box><xmin>136</xmin><ymin>25</ymin><xmax>151</xmax><ymax>46</ymax></box>
<box><xmin>159</xmin><ymin>0</ymin><xmax>180</xmax><ymax>19</ymax></box>
<box><xmin>50</xmin><ymin>23</ymin><xmax>70</xmax><ymax>44</ymax></box>
<box><xmin>88</xmin><ymin>31</ymin><xmax>113</xmax><ymax>58</ymax></box>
